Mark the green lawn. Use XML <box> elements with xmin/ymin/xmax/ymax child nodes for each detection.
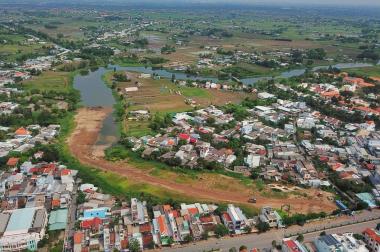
<box><xmin>177</xmin><ymin>86</ymin><xmax>210</xmax><ymax>98</ymax></box>
<box><xmin>22</xmin><ymin>71</ymin><xmax>75</xmax><ymax>92</ymax></box>
<box><xmin>345</xmin><ymin>65</ymin><xmax>380</xmax><ymax>78</ymax></box>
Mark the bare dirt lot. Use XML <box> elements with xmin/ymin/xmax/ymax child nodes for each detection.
<box><xmin>68</xmin><ymin>107</ymin><xmax>336</xmax><ymax>214</ymax></box>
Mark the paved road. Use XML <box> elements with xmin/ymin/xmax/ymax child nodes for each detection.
<box><xmin>63</xmin><ymin>183</ymin><xmax>78</xmax><ymax>252</ymax></box>
<box><xmin>163</xmin><ymin>210</ymin><xmax>380</xmax><ymax>252</ymax></box>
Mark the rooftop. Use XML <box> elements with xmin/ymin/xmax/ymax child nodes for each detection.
<box><xmin>4</xmin><ymin>208</ymin><xmax>36</xmax><ymax>235</ymax></box>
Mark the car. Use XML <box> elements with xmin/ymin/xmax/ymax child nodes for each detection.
<box><xmin>248</xmin><ymin>197</ymin><xmax>257</xmax><ymax>203</ymax></box>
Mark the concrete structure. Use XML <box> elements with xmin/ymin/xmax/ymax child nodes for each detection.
<box><xmin>363</xmin><ymin>228</ymin><xmax>380</xmax><ymax>252</ymax></box>
<box><xmin>0</xmin><ymin>207</ymin><xmax>47</xmax><ymax>251</ymax></box>
<box><xmin>332</xmin><ymin>233</ymin><xmax>368</xmax><ymax>252</ymax></box>
<box><xmin>282</xmin><ymin>238</ymin><xmax>308</xmax><ymax>252</ymax></box>
<box><xmin>226</xmin><ymin>204</ymin><xmax>248</xmax><ymax>234</ymax></box>
<box><xmin>48</xmin><ymin>209</ymin><xmax>68</xmax><ymax>231</ymax></box>
<box><xmin>314</xmin><ymin>234</ymin><xmax>344</xmax><ymax>252</ymax></box>
<box><xmin>259</xmin><ymin>206</ymin><xmax>279</xmax><ymax>228</ymax></box>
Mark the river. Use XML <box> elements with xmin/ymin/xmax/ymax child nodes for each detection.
<box><xmin>73</xmin><ymin>67</ymin><xmax>120</xmax><ymax>146</ymax></box>
<box><xmin>111</xmin><ymin>62</ymin><xmax>376</xmax><ymax>85</ymax></box>
<box><xmin>73</xmin><ymin>62</ymin><xmax>377</xmax><ymax>146</ymax></box>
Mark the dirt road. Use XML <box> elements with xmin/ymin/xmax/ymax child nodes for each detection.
<box><xmin>68</xmin><ymin>107</ymin><xmax>336</xmax><ymax>213</ymax></box>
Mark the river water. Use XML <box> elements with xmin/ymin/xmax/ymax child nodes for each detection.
<box><xmin>111</xmin><ymin>62</ymin><xmax>375</xmax><ymax>85</ymax></box>
<box><xmin>73</xmin><ymin>67</ymin><xmax>119</xmax><ymax>146</ymax></box>
<box><xmin>73</xmin><ymin>62</ymin><xmax>377</xmax><ymax>145</ymax></box>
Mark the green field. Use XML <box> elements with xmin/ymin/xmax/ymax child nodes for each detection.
<box><xmin>22</xmin><ymin>71</ymin><xmax>75</xmax><ymax>92</ymax></box>
<box><xmin>345</xmin><ymin>65</ymin><xmax>380</xmax><ymax>78</ymax></box>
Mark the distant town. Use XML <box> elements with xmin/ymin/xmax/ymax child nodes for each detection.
<box><xmin>0</xmin><ymin>1</ymin><xmax>380</xmax><ymax>252</ymax></box>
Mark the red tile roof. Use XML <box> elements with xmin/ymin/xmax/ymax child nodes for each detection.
<box><xmin>364</xmin><ymin>228</ymin><xmax>380</xmax><ymax>244</ymax></box>
<box><xmin>284</xmin><ymin>239</ymin><xmax>300</xmax><ymax>252</ymax></box>
<box><xmin>6</xmin><ymin>157</ymin><xmax>19</xmax><ymax>166</ymax></box>
<box><xmin>142</xmin><ymin>233</ymin><xmax>153</xmax><ymax>247</ymax></box>
<box><xmin>52</xmin><ymin>199</ymin><xmax>60</xmax><ymax>208</ymax></box>
<box><xmin>163</xmin><ymin>205</ymin><xmax>171</xmax><ymax>212</ymax></box>
<box><xmin>121</xmin><ymin>239</ymin><xmax>128</xmax><ymax>249</ymax></box>
<box><xmin>188</xmin><ymin>207</ymin><xmax>199</xmax><ymax>216</ymax></box>
<box><xmin>74</xmin><ymin>232</ymin><xmax>83</xmax><ymax>244</ymax></box>
<box><xmin>157</xmin><ymin>215</ymin><xmax>168</xmax><ymax>235</ymax></box>
<box><xmin>81</xmin><ymin>217</ymin><xmax>102</xmax><ymax>229</ymax></box>
<box><xmin>178</xmin><ymin>133</ymin><xmax>190</xmax><ymax>140</ymax></box>
<box><xmin>200</xmin><ymin>216</ymin><xmax>214</xmax><ymax>224</ymax></box>
<box><xmin>222</xmin><ymin>212</ymin><xmax>232</xmax><ymax>222</ymax></box>
<box><xmin>15</xmin><ymin>127</ymin><xmax>30</xmax><ymax>136</ymax></box>
<box><xmin>139</xmin><ymin>223</ymin><xmax>152</xmax><ymax>233</ymax></box>
<box><xmin>61</xmin><ymin>169</ymin><xmax>71</xmax><ymax>176</ymax></box>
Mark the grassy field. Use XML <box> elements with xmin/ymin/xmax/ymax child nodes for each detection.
<box><xmin>345</xmin><ymin>65</ymin><xmax>380</xmax><ymax>78</ymax></box>
<box><xmin>22</xmin><ymin>71</ymin><xmax>75</xmax><ymax>92</ymax></box>
<box><xmin>103</xmin><ymin>70</ymin><xmax>253</xmax><ymax>136</ymax></box>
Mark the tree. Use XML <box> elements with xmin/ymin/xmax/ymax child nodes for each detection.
<box><xmin>201</xmin><ymin>231</ymin><xmax>209</xmax><ymax>240</ymax></box>
<box><xmin>229</xmin><ymin>248</ymin><xmax>238</xmax><ymax>252</ymax></box>
<box><xmin>128</xmin><ymin>238</ymin><xmax>141</xmax><ymax>252</ymax></box>
<box><xmin>320</xmin><ymin>231</ymin><xmax>326</xmax><ymax>236</ymax></box>
<box><xmin>243</xmin><ymin>225</ymin><xmax>252</xmax><ymax>234</ymax></box>
<box><xmin>76</xmin><ymin>191</ymin><xmax>86</xmax><ymax>204</ymax></box>
<box><xmin>215</xmin><ymin>224</ymin><xmax>229</xmax><ymax>238</ymax></box>
<box><xmin>257</xmin><ymin>222</ymin><xmax>270</xmax><ymax>233</ymax></box>
<box><xmin>239</xmin><ymin>245</ymin><xmax>248</xmax><ymax>252</ymax></box>
<box><xmin>353</xmin><ymin>233</ymin><xmax>364</xmax><ymax>241</ymax></box>
<box><xmin>183</xmin><ymin>234</ymin><xmax>193</xmax><ymax>243</ymax></box>
<box><xmin>272</xmin><ymin>240</ymin><xmax>277</xmax><ymax>248</ymax></box>
<box><xmin>296</xmin><ymin>234</ymin><xmax>304</xmax><ymax>242</ymax></box>
<box><xmin>356</xmin><ymin>201</ymin><xmax>369</xmax><ymax>210</ymax></box>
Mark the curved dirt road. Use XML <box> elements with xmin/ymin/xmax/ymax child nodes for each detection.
<box><xmin>68</xmin><ymin>107</ymin><xmax>336</xmax><ymax>213</ymax></box>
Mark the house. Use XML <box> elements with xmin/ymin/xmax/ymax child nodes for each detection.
<box><xmin>6</xmin><ymin>157</ymin><xmax>19</xmax><ymax>169</ymax></box>
<box><xmin>14</xmin><ymin>127</ymin><xmax>31</xmax><ymax>139</ymax></box>
<box><xmin>0</xmin><ymin>207</ymin><xmax>47</xmax><ymax>251</ymax></box>
<box><xmin>82</xmin><ymin>207</ymin><xmax>109</xmax><ymax>220</ymax></box>
<box><xmin>175</xmin><ymin>217</ymin><xmax>190</xmax><ymax>241</ymax></box>
<box><xmin>363</xmin><ymin>228</ymin><xmax>380</xmax><ymax>252</ymax></box>
<box><xmin>131</xmin><ymin>198</ymin><xmax>149</xmax><ymax>225</ymax></box>
<box><xmin>314</xmin><ymin>234</ymin><xmax>343</xmax><ymax>252</ymax></box>
<box><xmin>125</xmin><ymin>87</ymin><xmax>139</xmax><ymax>92</ymax></box>
<box><xmin>245</xmin><ymin>154</ymin><xmax>261</xmax><ymax>169</ymax></box>
<box><xmin>282</xmin><ymin>238</ymin><xmax>308</xmax><ymax>252</ymax></box>
<box><xmin>332</xmin><ymin>233</ymin><xmax>368</xmax><ymax>252</ymax></box>
<box><xmin>81</xmin><ymin>217</ymin><xmax>103</xmax><ymax>232</ymax></box>
<box><xmin>225</xmin><ymin>204</ymin><xmax>248</xmax><ymax>234</ymax></box>
<box><xmin>259</xmin><ymin>207</ymin><xmax>280</xmax><ymax>228</ymax></box>
<box><xmin>48</xmin><ymin>209</ymin><xmax>68</xmax><ymax>231</ymax></box>
<box><xmin>297</xmin><ymin>117</ymin><xmax>315</xmax><ymax>129</ymax></box>
<box><xmin>73</xmin><ymin>232</ymin><xmax>83</xmax><ymax>252</ymax></box>
<box><xmin>258</xmin><ymin>92</ymin><xmax>276</xmax><ymax>99</ymax></box>
<box><xmin>156</xmin><ymin>215</ymin><xmax>171</xmax><ymax>245</ymax></box>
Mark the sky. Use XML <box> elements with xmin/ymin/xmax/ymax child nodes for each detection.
<box><xmin>92</xmin><ymin>0</ymin><xmax>380</xmax><ymax>7</ymax></box>
<box><xmin>2</xmin><ymin>0</ymin><xmax>380</xmax><ymax>7</ymax></box>
<box><xmin>95</xmin><ymin>0</ymin><xmax>380</xmax><ymax>7</ymax></box>
<box><xmin>238</xmin><ymin>0</ymin><xmax>380</xmax><ymax>6</ymax></box>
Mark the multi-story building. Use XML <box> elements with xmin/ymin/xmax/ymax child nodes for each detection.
<box><xmin>282</xmin><ymin>238</ymin><xmax>308</xmax><ymax>252</ymax></box>
<box><xmin>259</xmin><ymin>206</ymin><xmax>279</xmax><ymax>228</ymax></box>
<box><xmin>226</xmin><ymin>204</ymin><xmax>248</xmax><ymax>234</ymax></box>
<box><xmin>363</xmin><ymin>228</ymin><xmax>380</xmax><ymax>252</ymax></box>
<box><xmin>0</xmin><ymin>207</ymin><xmax>47</xmax><ymax>251</ymax></box>
<box><xmin>314</xmin><ymin>234</ymin><xmax>344</xmax><ymax>252</ymax></box>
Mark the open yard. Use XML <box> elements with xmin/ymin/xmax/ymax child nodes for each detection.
<box><xmin>22</xmin><ymin>70</ymin><xmax>74</xmax><ymax>92</ymax></box>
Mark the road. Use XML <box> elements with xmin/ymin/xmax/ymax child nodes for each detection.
<box><xmin>63</xmin><ymin>182</ymin><xmax>78</xmax><ymax>252</ymax></box>
<box><xmin>163</xmin><ymin>210</ymin><xmax>380</xmax><ymax>252</ymax></box>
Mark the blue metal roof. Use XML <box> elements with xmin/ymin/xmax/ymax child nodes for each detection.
<box><xmin>6</xmin><ymin>208</ymin><xmax>35</xmax><ymax>233</ymax></box>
